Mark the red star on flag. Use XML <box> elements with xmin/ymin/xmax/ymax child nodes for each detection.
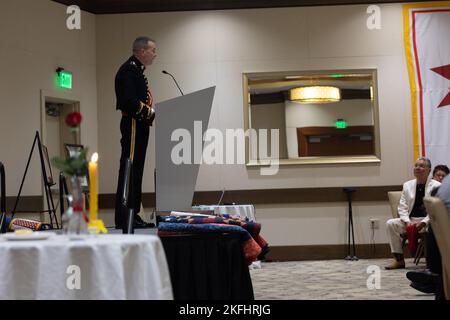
<box><xmin>431</xmin><ymin>64</ymin><xmax>450</xmax><ymax>108</ymax></box>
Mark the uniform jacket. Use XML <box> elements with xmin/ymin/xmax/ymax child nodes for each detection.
<box><xmin>115</xmin><ymin>55</ymin><xmax>154</xmax><ymax>125</ymax></box>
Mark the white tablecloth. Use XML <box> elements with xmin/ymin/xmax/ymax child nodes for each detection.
<box><xmin>192</xmin><ymin>204</ymin><xmax>256</xmax><ymax>221</ymax></box>
<box><xmin>0</xmin><ymin>234</ymin><xmax>173</xmax><ymax>300</ymax></box>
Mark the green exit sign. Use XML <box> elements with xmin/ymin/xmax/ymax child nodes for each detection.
<box><xmin>56</xmin><ymin>70</ymin><xmax>72</xmax><ymax>89</ymax></box>
<box><xmin>336</xmin><ymin>119</ymin><xmax>347</xmax><ymax>129</ymax></box>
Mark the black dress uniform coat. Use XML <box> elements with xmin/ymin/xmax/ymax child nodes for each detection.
<box><xmin>114</xmin><ymin>56</ymin><xmax>154</xmax><ymax>228</ymax></box>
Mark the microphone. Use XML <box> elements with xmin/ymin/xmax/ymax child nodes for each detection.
<box><xmin>162</xmin><ymin>70</ymin><xmax>184</xmax><ymax>96</ymax></box>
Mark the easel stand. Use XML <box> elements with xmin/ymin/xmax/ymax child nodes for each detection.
<box><xmin>11</xmin><ymin>131</ymin><xmax>59</xmax><ymax>229</ymax></box>
<box><xmin>343</xmin><ymin>187</ymin><xmax>358</xmax><ymax>261</ymax></box>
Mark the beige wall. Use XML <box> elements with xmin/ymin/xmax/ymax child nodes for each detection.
<box><xmin>95</xmin><ymin>4</ymin><xmax>414</xmax><ymax>246</ymax></box>
<box><xmin>0</xmin><ymin>0</ymin><xmax>97</xmax><ymax>199</ymax></box>
<box><xmin>251</xmin><ymin>102</ymin><xmax>288</xmax><ymax>159</ymax></box>
<box><xmin>0</xmin><ymin>2</ymin><xmax>415</xmax><ymax>246</ymax></box>
<box><xmin>285</xmin><ymin>99</ymin><xmax>374</xmax><ymax>157</ymax></box>
<box><xmin>285</xmin><ymin>99</ymin><xmax>374</xmax><ymax>128</ymax></box>
<box><xmin>96</xmin><ymin>4</ymin><xmax>412</xmax><ymax>193</ymax></box>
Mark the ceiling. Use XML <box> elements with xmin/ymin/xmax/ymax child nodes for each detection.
<box><xmin>51</xmin><ymin>0</ymin><xmax>429</xmax><ymax>14</ymax></box>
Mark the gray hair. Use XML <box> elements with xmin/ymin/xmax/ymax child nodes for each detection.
<box><xmin>417</xmin><ymin>157</ymin><xmax>432</xmax><ymax>168</ymax></box>
<box><xmin>132</xmin><ymin>36</ymin><xmax>155</xmax><ymax>53</ymax></box>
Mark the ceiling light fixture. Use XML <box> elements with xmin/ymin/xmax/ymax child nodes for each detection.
<box><xmin>289</xmin><ymin>86</ymin><xmax>341</xmax><ymax>104</ymax></box>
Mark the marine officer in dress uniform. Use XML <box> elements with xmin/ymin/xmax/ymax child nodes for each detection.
<box><xmin>114</xmin><ymin>36</ymin><xmax>157</xmax><ymax>229</ymax></box>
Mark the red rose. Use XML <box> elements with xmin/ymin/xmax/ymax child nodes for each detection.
<box><xmin>65</xmin><ymin>112</ymin><xmax>82</xmax><ymax>128</ymax></box>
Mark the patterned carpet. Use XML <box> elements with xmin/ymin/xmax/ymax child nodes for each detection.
<box><xmin>250</xmin><ymin>258</ymin><xmax>434</xmax><ymax>300</ymax></box>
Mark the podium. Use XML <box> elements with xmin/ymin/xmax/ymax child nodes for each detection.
<box><xmin>155</xmin><ymin>87</ymin><xmax>215</xmax><ymax>214</ymax></box>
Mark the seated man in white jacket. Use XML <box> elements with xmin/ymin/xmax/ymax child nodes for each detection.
<box><xmin>385</xmin><ymin>157</ymin><xmax>441</xmax><ymax>270</ymax></box>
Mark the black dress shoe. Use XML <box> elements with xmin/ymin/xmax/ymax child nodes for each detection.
<box><xmin>115</xmin><ymin>221</ymin><xmax>155</xmax><ymax>229</ymax></box>
<box><xmin>115</xmin><ymin>215</ymin><xmax>155</xmax><ymax>230</ymax></box>
<box><xmin>133</xmin><ymin>219</ymin><xmax>150</xmax><ymax>229</ymax></box>
<box><xmin>134</xmin><ymin>215</ymin><xmax>146</xmax><ymax>224</ymax></box>
<box><xmin>410</xmin><ymin>281</ymin><xmax>436</xmax><ymax>294</ymax></box>
<box><xmin>133</xmin><ymin>215</ymin><xmax>155</xmax><ymax>228</ymax></box>
<box><xmin>406</xmin><ymin>269</ymin><xmax>439</xmax><ymax>285</ymax></box>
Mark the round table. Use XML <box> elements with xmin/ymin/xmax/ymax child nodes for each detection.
<box><xmin>0</xmin><ymin>234</ymin><xmax>173</xmax><ymax>300</ymax></box>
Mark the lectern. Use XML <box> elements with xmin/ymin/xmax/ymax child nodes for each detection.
<box><xmin>155</xmin><ymin>87</ymin><xmax>215</xmax><ymax>215</ymax></box>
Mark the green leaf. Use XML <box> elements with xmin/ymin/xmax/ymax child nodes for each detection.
<box><xmin>51</xmin><ymin>147</ymin><xmax>89</xmax><ymax>177</ymax></box>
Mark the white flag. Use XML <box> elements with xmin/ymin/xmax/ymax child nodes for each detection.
<box><xmin>403</xmin><ymin>1</ymin><xmax>450</xmax><ymax>167</ymax></box>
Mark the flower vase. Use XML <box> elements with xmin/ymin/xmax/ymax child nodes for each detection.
<box><xmin>62</xmin><ymin>176</ymin><xmax>88</xmax><ymax>236</ymax></box>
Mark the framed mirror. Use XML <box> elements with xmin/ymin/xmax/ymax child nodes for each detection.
<box><xmin>243</xmin><ymin>69</ymin><xmax>380</xmax><ymax>166</ymax></box>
